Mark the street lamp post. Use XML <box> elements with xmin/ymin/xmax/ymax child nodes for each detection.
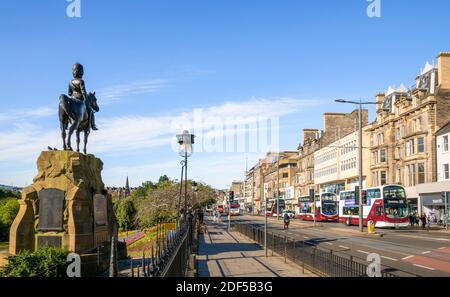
<box><xmin>277</xmin><ymin>154</ymin><xmax>281</xmax><ymax>221</ymax></box>
<box><xmin>335</xmin><ymin>99</ymin><xmax>382</xmax><ymax>232</ymax></box>
<box><xmin>176</xmin><ymin>130</ymin><xmax>195</xmax><ymax>226</ymax></box>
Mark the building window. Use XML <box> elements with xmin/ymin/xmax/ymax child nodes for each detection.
<box><xmin>373</xmin><ymin>151</ymin><xmax>378</xmax><ymax>164</ymax></box>
<box><xmin>417</xmin><ymin>137</ymin><xmax>425</xmax><ymax>153</ymax></box>
<box><xmin>444</xmin><ymin>136</ymin><xmax>449</xmax><ymax>152</ymax></box>
<box><xmin>444</xmin><ymin>164</ymin><xmax>450</xmax><ymax>180</ymax></box>
<box><xmin>395</xmin><ymin>128</ymin><xmax>401</xmax><ymax>141</ymax></box>
<box><xmin>406</xmin><ymin>139</ymin><xmax>415</xmax><ymax>156</ymax></box>
<box><xmin>377</xmin><ymin>133</ymin><xmax>384</xmax><ymax>145</ymax></box>
<box><xmin>396</xmin><ymin>168</ymin><xmax>401</xmax><ymax>184</ymax></box>
<box><xmin>395</xmin><ymin>147</ymin><xmax>400</xmax><ymax>160</ymax></box>
<box><xmin>380</xmin><ymin>149</ymin><xmax>387</xmax><ymax>163</ymax></box>
<box><xmin>416</xmin><ymin>118</ymin><xmax>422</xmax><ymax>132</ymax></box>
<box><xmin>408</xmin><ymin>164</ymin><xmax>416</xmax><ymax>186</ymax></box>
<box><xmin>418</xmin><ymin>163</ymin><xmax>425</xmax><ymax>184</ymax></box>
<box><xmin>380</xmin><ymin>171</ymin><xmax>387</xmax><ymax>185</ymax></box>
<box><xmin>282</xmin><ymin>173</ymin><xmax>288</xmax><ymax>178</ymax></box>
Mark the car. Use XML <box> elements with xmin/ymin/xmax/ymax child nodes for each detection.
<box><xmin>282</xmin><ymin>210</ymin><xmax>295</xmax><ymax>219</ymax></box>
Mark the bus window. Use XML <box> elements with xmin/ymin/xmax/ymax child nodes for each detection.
<box><xmin>376</xmin><ymin>206</ymin><xmax>383</xmax><ymax>217</ymax></box>
<box><xmin>343</xmin><ymin>207</ymin><xmax>359</xmax><ymax>216</ymax></box>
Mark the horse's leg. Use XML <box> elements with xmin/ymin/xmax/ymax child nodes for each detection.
<box><xmin>83</xmin><ymin>130</ymin><xmax>89</xmax><ymax>154</ymax></box>
<box><xmin>76</xmin><ymin>130</ymin><xmax>81</xmax><ymax>153</ymax></box>
<box><xmin>59</xmin><ymin>99</ymin><xmax>68</xmax><ymax>150</ymax></box>
<box><xmin>67</xmin><ymin>121</ymin><xmax>79</xmax><ymax>151</ymax></box>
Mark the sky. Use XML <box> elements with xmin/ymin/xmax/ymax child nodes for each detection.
<box><xmin>1</xmin><ymin>0</ymin><xmax>450</xmax><ymax>189</ymax></box>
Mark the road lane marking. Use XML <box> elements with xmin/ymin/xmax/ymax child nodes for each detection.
<box><xmin>303</xmin><ymin>236</ymin><xmax>310</xmax><ymax>239</ymax></box>
<box><xmin>438</xmin><ymin>247</ymin><xmax>447</xmax><ymax>250</ymax></box>
<box><xmin>339</xmin><ymin>245</ymin><xmax>349</xmax><ymax>249</ymax></box>
<box><xmin>422</xmin><ymin>251</ymin><xmax>431</xmax><ymax>254</ymax></box>
<box><xmin>402</xmin><ymin>255</ymin><xmax>414</xmax><ymax>260</ymax></box>
<box><xmin>325</xmin><ymin>242</ymin><xmax>333</xmax><ymax>245</ymax></box>
<box><xmin>357</xmin><ymin>250</ymin><xmax>370</xmax><ymax>254</ymax></box>
<box><xmin>413</xmin><ymin>264</ymin><xmax>435</xmax><ymax>271</ymax></box>
<box><xmin>381</xmin><ymin>256</ymin><xmax>398</xmax><ymax>261</ymax></box>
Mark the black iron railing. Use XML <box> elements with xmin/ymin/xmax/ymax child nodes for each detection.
<box><xmin>115</xmin><ymin>215</ymin><xmax>197</xmax><ymax>277</ymax></box>
<box><xmin>234</xmin><ymin>223</ymin><xmax>419</xmax><ymax>277</ymax></box>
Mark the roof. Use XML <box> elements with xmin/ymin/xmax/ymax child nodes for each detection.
<box><xmin>436</xmin><ymin>121</ymin><xmax>450</xmax><ymax>136</ymax></box>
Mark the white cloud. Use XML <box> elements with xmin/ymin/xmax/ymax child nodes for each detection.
<box><xmin>0</xmin><ymin>106</ymin><xmax>54</xmax><ymax>123</ymax></box>
<box><xmin>0</xmin><ymin>97</ymin><xmax>323</xmax><ymax>187</ymax></box>
<box><xmin>96</xmin><ymin>79</ymin><xmax>166</xmax><ymax>105</ymax></box>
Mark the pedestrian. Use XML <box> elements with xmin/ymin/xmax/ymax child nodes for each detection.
<box><xmin>409</xmin><ymin>213</ymin><xmax>413</xmax><ymax>226</ymax></box>
<box><xmin>283</xmin><ymin>213</ymin><xmax>290</xmax><ymax>230</ymax></box>
<box><xmin>420</xmin><ymin>214</ymin><xmax>427</xmax><ymax>229</ymax></box>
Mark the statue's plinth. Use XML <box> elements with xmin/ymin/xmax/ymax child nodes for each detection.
<box><xmin>9</xmin><ymin>150</ymin><xmax>118</xmax><ymax>255</ymax></box>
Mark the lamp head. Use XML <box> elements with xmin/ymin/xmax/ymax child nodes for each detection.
<box><xmin>176</xmin><ymin>130</ymin><xmax>195</xmax><ymax>157</ymax></box>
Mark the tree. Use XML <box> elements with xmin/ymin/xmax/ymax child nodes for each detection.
<box><xmin>0</xmin><ymin>198</ymin><xmax>19</xmax><ymax>241</ymax></box>
<box><xmin>114</xmin><ymin>198</ymin><xmax>136</xmax><ymax>231</ymax></box>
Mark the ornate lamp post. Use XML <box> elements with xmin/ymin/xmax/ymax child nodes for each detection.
<box><xmin>176</xmin><ymin>130</ymin><xmax>195</xmax><ymax>225</ymax></box>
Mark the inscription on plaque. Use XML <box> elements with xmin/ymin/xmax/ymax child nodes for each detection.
<box><xmin>38</xmin><ymin>188</ymin><xmax>64</xmax><ymax>231</ymax></box>
<box><xmin>37</xmin><ymin>236</ymin><xmax>62</xmax><ymax>249</ymax></box>
<box><xmin>93</xmin><ymin>194</ymin><xmax>107</xmax><ymax>227</ymax></box>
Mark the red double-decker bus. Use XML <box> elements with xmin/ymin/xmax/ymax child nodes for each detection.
<box><xmin>295</xmin><ymin>192</ymin><xmax>339</xmax><ymax>222</ymax></box>
<box><xmin>338</xmin><ymin>185</ymin><xmax>409</xmax><ymax>228</ymax></box>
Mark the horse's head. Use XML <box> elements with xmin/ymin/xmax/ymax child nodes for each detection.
<box><xmin>88</xmin><ymin>92</ymin><xmax>100</xmax><ymax>112</ymax></box>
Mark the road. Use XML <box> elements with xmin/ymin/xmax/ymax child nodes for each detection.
<box><xmin>229</xmin><ymin>214</ymin><xmax>450</xmax><ymax>277</ymax></box>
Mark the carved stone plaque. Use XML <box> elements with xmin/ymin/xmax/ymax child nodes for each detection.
<box><xmin>37</xmin><ymin>236</ymin><xmax>62</xmax><ymax>249</ymax></box>
<box><xmin>93</xmin><ymin>194</ymin><xmax>107</xmax><ymax>227</ymax></box>
<box><xmin>38</xmin><ymin>188</ymin><xmax>64</xmax><ymax>231</ymax></box>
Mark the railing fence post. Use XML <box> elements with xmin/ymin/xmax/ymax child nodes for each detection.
<box><xmin>284</xmin><ymin>236</ymin><xmax>287</xmax><ymax>263</ymax></box>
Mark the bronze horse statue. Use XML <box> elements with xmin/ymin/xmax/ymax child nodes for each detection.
<box><xmin>59</xmin><ymin>92</ymin><xmax>99</xmax><ymax>154</ymax></box>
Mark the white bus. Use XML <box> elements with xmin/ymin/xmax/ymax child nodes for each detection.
<box><xmin>338</xmin><ymin>185</ymin><xmax>409</xmax><ymax>228</ymax></box>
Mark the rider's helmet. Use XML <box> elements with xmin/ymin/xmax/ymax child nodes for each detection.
<box><xmin>72</xmin><ymin>63</ymin><xmax>84</xmax><ymax>79</ymax></box>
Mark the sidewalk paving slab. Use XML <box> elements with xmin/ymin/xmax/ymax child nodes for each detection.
<box><xmin>197</xmin><ymin>220</ymin><xmax>316</xmax><ymax>277</ymax></box>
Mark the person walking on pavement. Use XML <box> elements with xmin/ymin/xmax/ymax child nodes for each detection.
<box><xmin>283</xmin><ymin>213</ymin><xmax>290</xmax><ymax>230</ymax></box>
<box><xmin>420</xmin><ymin>213</ymin><xmax>427</xmax><ymax>229</ymax></box>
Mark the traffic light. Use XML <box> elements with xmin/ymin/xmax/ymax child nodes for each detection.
<box><xmin>355</xmin><ymin>186</ymin><xmax>360</xmax><ymax>205</ymax></box>
<box><xmin>309</xmin><ymin>189</ymin><xmax>315</xmax><ymax>200</ymax></box>
<box><xmin>229</xmin><ymin>191</ymin><xmax>234</xmax><ymax>202</ymax></box>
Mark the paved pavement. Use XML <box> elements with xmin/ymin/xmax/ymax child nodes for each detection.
<box><xmin>232</xmin><ymin>215</ymin><xmax>450</xmax><ymax>277</ymax></box>
<box><xmin>197</xmin><ymin>218</ymin><xmax>315</xmax><ymax>277</ymax></box>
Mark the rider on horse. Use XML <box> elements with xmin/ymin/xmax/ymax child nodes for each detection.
<box><xmin>68</xmin><ymin>63</ymin><xmax>98</xmax><ymax>130</ymax></box>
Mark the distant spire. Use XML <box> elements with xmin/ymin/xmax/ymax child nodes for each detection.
<box><xmin>125</xmin><ymin>176</ymin><xmax>130</xmax><ymax>197</ymax></box>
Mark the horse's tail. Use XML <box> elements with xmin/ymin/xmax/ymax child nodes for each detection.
<box><xmin>59</xmin><ymin>94</ymin><xmax>72</xmax><ymax>130</ymax></box>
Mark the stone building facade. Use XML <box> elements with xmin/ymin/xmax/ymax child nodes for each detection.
<box><xmin>367</xmin><ymin>52</ymin><xmax>450</xmax><ymax>214</ymax></box>
<box><xmin>294</xmin><ymin>110</ymin><xmax>367</xmax><ymax>201</ymax></box>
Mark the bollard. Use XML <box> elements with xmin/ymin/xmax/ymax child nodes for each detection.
<box><xmin>131</xmin><ymin>257</ymin><xmax>134</xmax><ymax>277</ymax></box>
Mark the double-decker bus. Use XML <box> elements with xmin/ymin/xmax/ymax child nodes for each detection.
<box><xmin>338</xmin><ymin>185</ymin><xmax>409</xmax><ymax>228</ymax></box>
<box><xmin>265</xmin><ymin>199</ymin><xmax>285</xmax><ymax>217</ymax></box>
<box><xmin>229</xmin><ymin>202</ymin><xmax>241</xmax><ymax>216</ymax></box>
<box><xmin>295</xmin><ymin>192</ymin><xmax>339</xmax><ymax>222</ymax></box>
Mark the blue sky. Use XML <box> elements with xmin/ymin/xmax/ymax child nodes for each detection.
<box><xmin>1</xmin><ymin>0</ymin><xmax>450</xmax><ymax>189</ymax></box>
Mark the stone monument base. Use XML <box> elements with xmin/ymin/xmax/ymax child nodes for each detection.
<box><xmin>9</xmin><ymin>151</ymin><xmax>118</xmax><ymax>272</ymax></box>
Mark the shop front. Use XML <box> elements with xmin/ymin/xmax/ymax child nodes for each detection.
<box><xmin>420</xmin><ymin>194</ymin><xmax>449</xmax><ymax>225</ymax></box>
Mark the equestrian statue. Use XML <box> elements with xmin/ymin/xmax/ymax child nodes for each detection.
<box><xmin>59</xmin><ymin>63</ymin><xmax>99</xmax><ymax>154</ymax></box>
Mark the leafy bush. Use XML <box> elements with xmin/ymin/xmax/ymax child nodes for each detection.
<box><xmin>0</xmin><ymin>246</ymin><xmax>69</xmax><ymax>277</ymax></box>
